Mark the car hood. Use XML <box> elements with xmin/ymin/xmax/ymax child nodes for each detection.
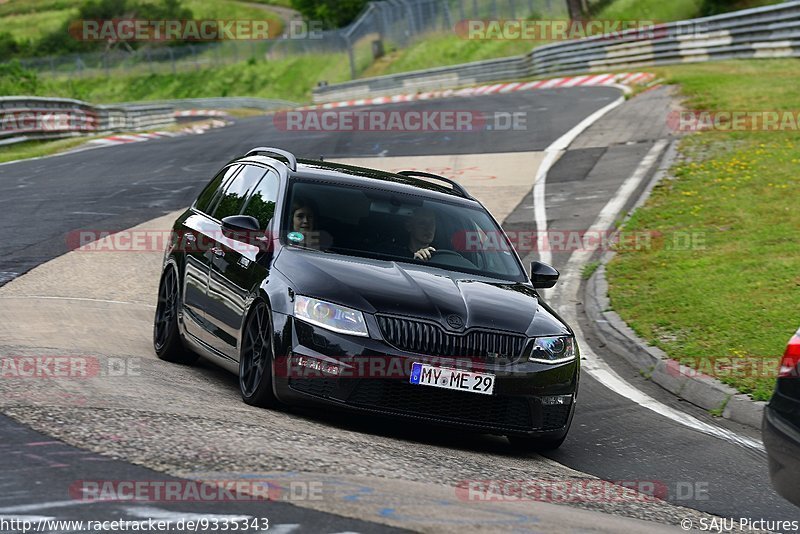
<box><xmin>275</xmin><ymin>249</ymin><xmax>569</xmax><ymax>337</ymax></box>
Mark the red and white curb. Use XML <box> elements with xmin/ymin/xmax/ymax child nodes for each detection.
<box><xmin>83</xmin><ymin>118</ymin><xmax>229</xmax><ymax>149</ymax></box>
<box><xmin>301</xmin><ymin>72</ymin><xmax>656</xmax><ymax>110</ymax></box>
<box><xmin>175</xmin><ymin>109</ymin><xmax>229</xmax><ymax>118</ymax></box>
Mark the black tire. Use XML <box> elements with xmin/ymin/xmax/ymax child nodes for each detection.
<box><xmin>239</xmin><ymin>301</ymin><xmax>278</xmax><ymax>407</ymax></box>
<box><xmin>153</xmin><ymin>265</ymin><xmax>198</xmax><ymax>364</ymax></box>
<box><xmin>508</xmin><ymin>433</ymin><xmax>568</xmax><ymax>452</ymax></box>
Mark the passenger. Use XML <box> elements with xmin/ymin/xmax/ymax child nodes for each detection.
<box><xmin>292</xmin><ymin>198</ymin><xmax>317</xmax><ymax>233</ymax></box>
<box><xmin>288</xmin><ymin>197</ymin><xmax>322</xmax><ymax>248</ymax></box>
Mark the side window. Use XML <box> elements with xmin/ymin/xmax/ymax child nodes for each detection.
<box><xmin>242</xmin><ymin>169</ymin><xmax>279</xmax><ymax>230</ymax></box>
<box><xmin>211</xmin><ymin>165</ymin><xmax>267</xmax><ymax>221</ymax></box>
<box><xmin>194</xmin><ymin>165</ymin><xmax>241</xmax><ymax>215</ymax></box>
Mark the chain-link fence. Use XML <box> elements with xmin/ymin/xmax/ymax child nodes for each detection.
<box><xmin>9</xmin><ymin>0</ymin><xmax>567</xmax><ymax>81</ymax></box>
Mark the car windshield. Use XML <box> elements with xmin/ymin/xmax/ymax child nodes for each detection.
<box><xmin>284</xmin><ymin>180</ymin><xmax>527</xmax><ymax>281</ymax></box>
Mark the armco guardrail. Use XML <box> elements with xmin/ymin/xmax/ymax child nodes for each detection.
<box><xmin>118</xmin><ymin>97</ymin><xmax>297</xmax><ymax>111</ymax></box>
<box><xmin>312</xmin><ymin>56</ymin><xmax>528</xmax><ymax>102</ymax></box>
<box><xmin>0</xmin><ymin>97</ymin><xmax>175</xmax><ymax>145</ymax></box>
<box><xmin>313</xmin><ymin>1</ymin><xmax>800</xmax><ymax>102</ymax></box>
<box><xmin>530</xmin><ymin>0</ymin><xmax>800</xmax><ymax>75</ymax></box>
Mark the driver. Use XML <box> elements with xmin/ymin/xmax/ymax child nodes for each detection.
<box><xmin>406</xmin><ymin>207</ymin><xmax>437</xmax><ymax>261</ymax></box>
<box><xmin>375</xmin><ymin>207</ymin><xmax>440</xmax><ymax>261</ymax></box>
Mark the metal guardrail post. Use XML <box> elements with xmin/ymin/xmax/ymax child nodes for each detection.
<box><xmin>442</xmin><ymin>1</ymin><xmax>453</xmax><ymax>31</ymax></box>
<box><xmin>168</xmin><ymin>47</ymin><xmax>176</xmax><ymax>75</ymax></box>
<box><xmin>399</xmin><ymin>0</ymin><xmax>418</xmax><ymax>36</ymax></box>
<box><xmin>344</xmin><ymin>34</ymin><xmax>357</xmax><ymax>80</ymax></box>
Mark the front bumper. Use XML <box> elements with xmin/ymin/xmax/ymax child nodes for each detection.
<box><xmin>271</xmin><ymin>315</ymin><xmax>579</xmax><ymax>437</ymax></box>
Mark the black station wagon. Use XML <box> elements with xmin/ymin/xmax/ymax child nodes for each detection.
<box><xmin>154</xmin><ymin>147</ymin><xmax>579</xmax><ymax>450</ymax></box>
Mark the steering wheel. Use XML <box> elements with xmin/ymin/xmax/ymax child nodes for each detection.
<box><xmin>430</xmin><ymin>249</ymin><xmax>477</xmax><ymax>269</ymax></box>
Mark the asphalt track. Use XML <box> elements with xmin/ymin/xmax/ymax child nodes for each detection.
<box><xmin>0</xmin><ymin>86</ymin><xmax>796</xmax><ymax>530</ymax></box>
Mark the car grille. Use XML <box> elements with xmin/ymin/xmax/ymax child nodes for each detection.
<box><xmin>540</xmin><ymin>403</ymin><xmax>572</xmax><ymax>430</ymax></box>
<box><xmin>348</xmin><ymin>379</ymin><xmax>533</xmax><ymax>431</ymax></box>
<box><xmin>376</xmin><ymin>315</ymin><xmax>526</xmax><ymax>361</ymax></box>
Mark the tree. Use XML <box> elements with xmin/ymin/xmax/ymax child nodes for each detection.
<box><xmin>33</xmin><ymin>0</ymin><xmax>193</xmax><ymax>56</ymax></box>
<box><xmin>566</xmin><ymin>0</ymin><xmax>586</xmax><ymax>21</ymax></box>
<box><xmin>290</xmin><ymin>0</ymin><xmax>368</xmax><ymax>30</ymax></box>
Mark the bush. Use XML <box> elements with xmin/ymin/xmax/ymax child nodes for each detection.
<box><xmin>290</xmin><ymin>0</ymin><xmax>368</xmax><ymax>29</ymax></box>
<box><xmin>0</xmin><ymin>62</ymin><xmax>40</xmax><ymax>96</ymax></box>
<box><xmin>32</xmin><ymin>0</ymin><xmax>194</xmax><ymax>56</ymax></box>
<box><xmin>0</xmin><ymin>32</ymin><xmax>22</xmax><ymax>58</ymax></box>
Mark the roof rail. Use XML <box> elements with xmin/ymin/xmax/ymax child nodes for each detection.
<box><xmin>244</xmin><ymin>147</ymin><xmax>297</xmax><ymax>171</ymax></box>
<box><xmin>397</xmin><ymin>170</ymin><xmax>470</xmax><ymax>198</ymax></box>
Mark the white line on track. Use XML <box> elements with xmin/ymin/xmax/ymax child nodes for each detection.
<box><xmin>0</xmin><ymin>272</ymin><xmax>18</xmax><ymax>285</ymax></box>
<box><xmin>0</xmin><ymin>296</ymin><xmax>155</xmax><ymax>307</ymax></box>
<box><xmin>543</xmin><ymin>138</ymin><xmax>765</xmax><ymax>452</ymax></box>
<box><xmin>533</xmin><ymin>94</ymin><xmax>628</xmax><ymax>267</ymax></box>
<box><xmin>0</xmin><ymin>500</ymin><xmax>93</xmax><ymax>513</ymax></box>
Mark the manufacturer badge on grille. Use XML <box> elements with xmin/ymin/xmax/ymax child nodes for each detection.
<box><xmin>446</xmin><ymin>314</ymin><xmax>464</xmax><ymax>329</ymax></box>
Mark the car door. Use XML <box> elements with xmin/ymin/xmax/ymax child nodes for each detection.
<box><xmin>181</xmin><ymin>164</ymin><xmax>242</xmax><ymax>343</ymax></box>
<box><xmin>205</xmin><ymin>164</ymin><xmax>274</xmax><ymax>359</ymax></box>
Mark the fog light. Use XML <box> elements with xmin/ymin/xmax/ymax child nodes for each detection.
<box><xmin>541</xmin><ymin>394</ymin><xmax>572</xmax><ymax>405</ymax></box>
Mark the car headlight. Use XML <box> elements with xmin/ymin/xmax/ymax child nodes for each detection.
<box><xmin>529</xmin><ymin>336</ymin><xmax>576</xmax><ymax>364</ymax></box>
<box><xmin>294</xmin><ymin>295</ymin><xmax>369</xmax><ymax>337</ymax></box>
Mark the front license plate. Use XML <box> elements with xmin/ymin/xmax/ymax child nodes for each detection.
<box><xmin>409</xmin><ymin>362</ymin><xmax>495</xmax><ymax>395</ymax></box>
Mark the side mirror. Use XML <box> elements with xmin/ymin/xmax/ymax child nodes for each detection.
<box><xmin>530</xmin><ymin>261</ymin><xmax>559</xmax><ymax>289</ymax></box>
<box><xmin>221</xmin><ymin>215</ymin><xmax>261</xmax><ymax>243</ymax></box>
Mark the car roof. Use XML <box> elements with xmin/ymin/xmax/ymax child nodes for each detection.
<box><xmin>240</xmin><ymin>155</ymin><xmax>480</xmax><ymax>207</ymax></box>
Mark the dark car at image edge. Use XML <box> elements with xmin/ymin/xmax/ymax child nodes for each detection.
<box><xmin>153</xmin><ymin>147</ymin><xmax>580</xmax><ymax>450</ymax></box>
<box><xmin>763</xmin><ymin>327</ymin><xmax>800</xmax><ymax>507</ymax></box>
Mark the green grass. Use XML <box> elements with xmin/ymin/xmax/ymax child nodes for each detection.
<box><xmin>363</xmin><ymin>33</ymin><xmax>545</xmax><ymax>78</ymax></box>
<box><xmin>594</xmin><ymin>0</ymin><xmax>783</xmax><ymax>22</ymax></box>
<box><xmin>6</xmin><ymin>53</ymin><xmax>349</xmax><ymax>103</ymax></box>
<box><xmin>243</xmin><ymin>0</ymin><xmax>294</xmax><ymax>7</ymax></box>
<box><xmin>1</xmin><ymin>8</ymin><xmax>76</xmax><ymax>41</ymax></box>
<box><xmin>0</xmin><ymin>115</ymin><xmax>257</xmax><ymax>163</ymax></box>
<box><xmin>0</xmin><ymin>0</ymin><xmax>284</xmax><ymax>43</ymax></box>
<box><xmin>606</xmin><ymin>59</ymin><xmax>800</xmax><ymax>401</ymax></box>
<box><xmin>184</xmin><ymin>0</ymin><xmax>282</xmax><ymax>25</ymax></box>
<box><xmin>0</xmin><ymin>136</ymin><xmax>97</xmax><ymax>164</ymax></box>
<box><xmin>581</xmin><ymin>261</ymin><xmax>601</xmax><ymax>280</ymax></box>
<box><xmin>359</xmin><ymin>0</ymin><xmax>786</xmax><ymax>80</ymax></box>
<box><xmin>0</xmin><ymin>0</ymin><xmax>78</xmax><ymax>17</ymax></box>
<box><xmin>594</xmin><ymin>0</ymin><xmax>705</xmax><ymax>22</ymax></box>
